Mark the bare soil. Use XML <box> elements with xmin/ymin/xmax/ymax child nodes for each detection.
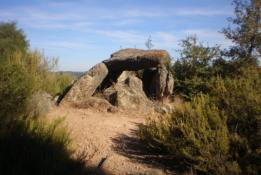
<box><xmin>47</xmin><ymin>106</ymin><xmax>174</xmax><ymax>175</ymax></box>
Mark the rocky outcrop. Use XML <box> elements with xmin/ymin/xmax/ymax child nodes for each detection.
<box><xmin>62</xmin><ymin>63</ymin><xmax>108</xmax><ymax>103</ymax></box>
<box><xmin>103</xmin><ymin>71</ymin><xmax>152</xmax><ymax>111</ymax></box>
<box><xmin>61</xmin><ymin>49</ymin><xmax>174</xmax><ymax>112</ymax></box>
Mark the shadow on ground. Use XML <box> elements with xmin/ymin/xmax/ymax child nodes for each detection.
<box><xmin>111</xmin><ymin>123</ymin><xmax>179</xmax><ymax>174</ymax></box>
<box><xmin>0</xmin><ymin>119</ymin><xmax>111</xmax><ymax>175</ymax></box>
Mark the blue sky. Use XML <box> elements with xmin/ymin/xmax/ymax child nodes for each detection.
<box><xmin>1</xmin><ymin>0</ymin><xmax>235</xmax><ymax>71</ymax></box>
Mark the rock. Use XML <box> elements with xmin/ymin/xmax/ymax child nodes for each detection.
<box><xmin>27</xmin><ymin>91</ymin><xmax>53</xmax><ymax>118</ymax></box>
<box><xmin>154</xmin><ymin>105</ymin><xmax>169</xmax><ymax>114</ymax></box>
<box><xmin>146</xmin><ymin>66</ymin><xmax>174</xmax><ymax>99</ymax></box>
<box><xmin>60</xmin><ymin>48</ymin><xmax>174</xmax><ymax>111</ymax></box>
<box><xmin>153</xmin><ymin>66</ymin><xmax>168</xmax><ymax>99</ymax></box>
<box><xmin>72</xmin><ymin>97</ymin><xmax>115</xmax><ymax>112</ymax></box>
<box><xmin>142</xmin><ymin>68</ymin><xmax>157</xmax><ymax>98</ymax></box>
<box><xmin>117</xmin><ymin>71</ymin><xmax>136</xmax><ymax>83</ymax></box>
<box><xmin>154</xmin><ymin>101</ymin><xmax>173</xmax><ymax>114</ymax></box>
<box><xmin>62</xmin><ymin>63</ymin><xmax>108</xmax><ymax>103</ymax></box>
<box><xmin>165</xmin><ymin>71</ymin><xmax>174</xmax><ymax>96</ymax></box>
<box><xmin>104</xmin><ymin>72</ymin><xmax>152</xmax><ymax>111</ymax></box>
<box><xmin>103</xmin><ymin>49</ymin><xmax>170</xmax><ymax>72</ymax></box>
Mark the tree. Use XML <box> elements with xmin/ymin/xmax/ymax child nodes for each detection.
<box><xmin>222</xmin><ymin>0</ymin><xmax>261</xmax><ymax>64</ymax></box>
<box><xmin>145</xmin><ymin>35</ymin><xmax>154</xmax><ymax>50</ymax></box>
<box><xmin>172</xmin><ymin>36</ymin><xmax>221</xmax><ymax>100</ymax></box>
<box><xmin>0</xmin><ymin>22</ymin><xmax>28</xmax><ymax>60</ymax></box>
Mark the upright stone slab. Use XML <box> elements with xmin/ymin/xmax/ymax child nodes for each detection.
<box><xmin>165</xmin><ymin>72</ymin><xmax>174</xmax><ymax>96</ymax></box>
<box><xmin>62</xmin><ymin>63</ymin><xmax>108</xmax><ymax>103</ymax></box>
<box><xmin>154</xmin><ymin>66</ymin><xmax>168</xmax><ymax>99</ymax></box>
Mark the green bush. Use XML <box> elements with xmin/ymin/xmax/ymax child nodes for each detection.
<box><xmin>0</xmin><ymin>63</ymin><xmax>34</xmax><ymax>120</ymax></box>
<box><xmin>140</xmin><ymin>68</ymin><xmax>261</xmax><ymax>174</ymax></box>
<box><xmin>141</xmin><ymin>1</ymin><xmax>261</xmax><ymax>174</ymax></box>
<box><xmin>0</xmin><ymin>50</ymin><xmax>74</xmax><ymax>119</ymax></box>
<box><xmin>26</xmin><ymin>92</ymin><xmax>53</xmax><ymax>118</ymax></box>
<box><xmin>0</xmin><ymin>118</ymin><xmax>85</xmax><ymax>175</ymax></box>
<box><xmin>0</xmin><ymin>22</ymin><xmax>81</xmax><ymax>175</ymax></box>
<box><xmin>0</xmin><ymin>22</ymin><xmax>28</xmax><ymax>60</ymax></box>
<box><xmin>140</xmin><ymin>95</ymin><xmax>239</xmax><ymax>174</ymax></box>
<box><xmin>50</xmin><ymin>72</ymin><xmax>74</xmax><ymax>97</ymax></box>
<box><xmin>210</xmin><ymin>68</ymin><xmax>261</xmax><ymax>175</ymax></box>
<box><xmin>22</xmin><ymin>51</ymin><xmax>74</xmax><ymax>97</ymax></box>
<box><xmin>172</xmin><ymin>36</ymin><xmax>220</xmax><ymax>100</ymax></box>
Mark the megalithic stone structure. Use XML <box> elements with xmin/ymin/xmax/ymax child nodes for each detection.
<box><xmin>61</xmin><ymin>49</ymin><xmax>174</xmax><ymax>110</ymax></box>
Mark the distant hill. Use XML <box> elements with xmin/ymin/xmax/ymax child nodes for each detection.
<box><xmin>56</xmin><ymin>71</ymin><xmax>84</xmax><ymax>78</ymax></box>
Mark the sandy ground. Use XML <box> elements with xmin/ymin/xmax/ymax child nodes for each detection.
<box><xmin>47</xmin><ymin>106</ymin><xmax>173</xmax><ymax>175</ymax></box>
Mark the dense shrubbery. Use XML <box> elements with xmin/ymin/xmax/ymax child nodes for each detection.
<box><xmin>140</xmin><ymin>1</ymin><xmax>261</xmax><ymax>174</ymax></box>
<box><xmin>0</xmin><ymin>22</ymin><xmax>28</xmax><ymax>59</ymax></box>
<box><xmin>141</xmin><ymin>70</ymin><xmax>261</xmax><ymax>174</ymax></box>
<box><xmin>0</xmin><ymin>22</ymin><xmax>74</xmax><ymax>119</ymax></box>
<box><xmin>0</xmin><ymin>22</ymin><xmax>79</xmax><ymax>174</ymax></box>
<box><xmin>0</xmin><ymin>118</ymin><xmax>85</xmax><ymax>175</ymax></box>
<box><xmin>0</xmin><ymin>62</ymin><xmax>34</xmax><ymax>120</ymax></box>
<box><xmin>210</xmin><ymin>68</ymin><xmax>261</xmax><ymax>175</ymax></box>
<box><xmin>172</xmin><ymin>36</ymin><xmax>220</xmax><ymax>100</ymax></box>
<box><xmin>140</xmin><ymin>95</ymin><xmax>240</xmax><ymax>174</ymax></box>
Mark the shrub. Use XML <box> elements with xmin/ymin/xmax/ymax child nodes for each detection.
<box><xmin>172</xmin><ymin>36</ymin><xmax>220</xmax><ymax>100</ymax></box>
<box><xmin>0</xmin><ymin>63</ymin><xmax>34</xmax><ymax>120</ymax></box>
<box><xmin>0</xmin><ymin>50</ymin><xmax>74</xmax><ymax>119</ymax></box>
<box><xmin>0</xmin><ymin>22</ymin><xmax>28</xmax><ymax>59</ymax></box>
<box><xmin>0</xmin><ymin>117</ymin><xmax>85</xmax><ymax>175</ymax></box>
<box><xmin>26</xmin><ymin>91</ymin><xmax>53</xmax><ymax>118</ymax></box>
<box><xmin>210</xmin><ymin>67</ymin><xmax>261</xmax><ymax>175</ymax></box>
<box><xmin>140</xmin><ymin>95</ymin><xmax>239</xmax><ymax>174</ymax></box>
<box><xmin>51</xmin><ymin>72</ymin><xmax>74</xmax><ymax>97</ymax></box>
<box><xmin>0</xmin><ymin>22</ymin><xmax>85</xmax><ymax>175</ymax></box>
<box><xmin>22</xmin><ymin>51</ymin><xmax>74</xmax><ymax>97</ymax></box>
<box><xmin>141</xmin><ymin>67</ymin><xmax>261</xmax><ymax>174</ymax></box>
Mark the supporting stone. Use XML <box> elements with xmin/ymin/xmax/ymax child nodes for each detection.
<box><xmin>62</xmin><ymin>63</ymin><xmax>108</xmax><ymax>104</ymax></box>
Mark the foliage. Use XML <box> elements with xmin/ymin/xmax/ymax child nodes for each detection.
<box><xmin>0</xmin><ymin>51</ymin><xmax>74</xmax><ymax>119</ymax></box>
<box><xmin>22</xmin><ymin>51</ymin><xmax>74</xmax><ymax>97</ymax></box>
<box><xmin>145</xmin><ymin>35</ymin><xmax>154</xmax><ymax>50</ymax></box>
<box><xmin>0</xmin><ymin>62</ymin><xmax>34</xmax><ymax>120</ymax></box>
<box><xmin>210</xmin><ymin>68</ymin><xmax>261</xmax><ymax>175</ymax></box>
<box><xmin>140</xmin><ymin>95</ymin><xmax>240</xmax><ymax>174</ymax></box>
<box><xmin>0</xmin><ymin>22</ymin><xmax>84</xmax><ymax>175</ymax></box>
<box><xmin>0</xmin><ymin>22</ymin><xmax>28</xmax><ymax>60</ymax></box>
<box><xmin>141</xmin><ymin>67</ymin><xmax>261</xmax><ymax>174</ymax></box>
<box><xmin>26</xmin><ymin>92</ymin><xmax>53</xmax><ymax>118</ymax></box>
<box><xmin>143</xmin><ymin>1</ymin><xmax>261</xmax><ymax>174</ymax></box>
<box><xmin>172</xmin><ymin>36</ymin><xmax>221</xmax><ymax>100</ymax></box>
<box><xmin>52</xmin><ymin>72</ymin><xmax>74</xmax><ymax>97</ymax></box>
<box><xmin>222</xmin><ymin>0</ymin><xmax>260</xmax><ymax>64</ymax></box>
<box><xmin>0</xmin><ymin>118</ymin><xmax>85</xmax><ymax>175</ymax></box>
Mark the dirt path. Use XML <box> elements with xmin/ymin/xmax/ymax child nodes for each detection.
<box><xmin>47</xmin><ymin>106</ymin><xmax>171</xmax><ymax>175</ymax></box>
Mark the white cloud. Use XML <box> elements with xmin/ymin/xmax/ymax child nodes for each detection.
<box><xmin>112</xmin><ymin>19</ymin><xmax>143</xmax><ymax>26</ymax></box>
<box><xmin>28</xmin><ymin>21</ymin><xmax>92</xmax><ymax>31</ymax></box>
<box><xmin>153</xmin><ymin>32</ymin><xmax>177</xmax><ymax>49</ymax></box>
<box><xmin>123</xmin><ymin>9</ymin><xmax>165</xmax><ymax>17</ymax></box>
<box><xmin>97</xmin><ymin>30</ymin><xmax>146</xmax><ymax>45</ymax></box>
<box><xmin>182</xmin><ymin>29</ymin><xmax>232</xmax><ymax>47</ymax></box>
<box><xmin>175</xmin><ymin>8</ymin><xmax>232</xmax><ymax>16</ymax></box>
<box><xmin>96</xmin><ymin>30</ymin><xmax>178</xmax><ymax>51</ymax></box>
<box><xmin>31</xmin><ymin>40</ymin><xmax>89</xmax><ymax>49</ymax></box>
